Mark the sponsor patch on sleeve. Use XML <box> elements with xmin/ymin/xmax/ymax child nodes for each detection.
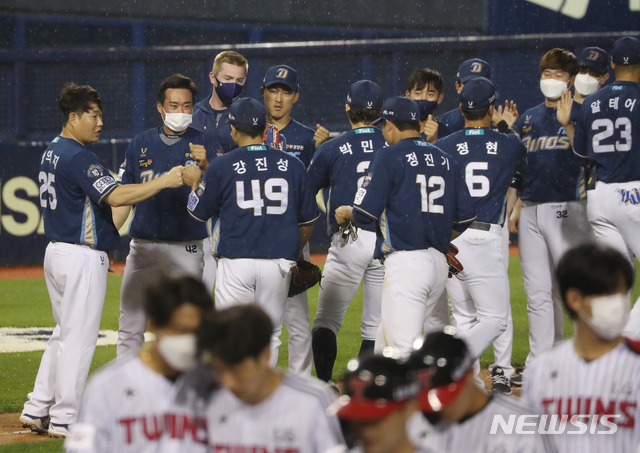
<box><xmin>187</xmin><ymin>191</ymin><xmax>200</xmax><ymax>211</ymax></box>
<box><xmin>354</xmin><ymin>188</ymin><xmax>367</xmax><ymax>205</ymax></box>
<box><xmin>93</xmin><ymin>175</ymin><xmax>116</xmax><ymax>194</ymax></box>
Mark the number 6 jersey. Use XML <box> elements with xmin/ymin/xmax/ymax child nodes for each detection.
<box><xmin>187</xmin><ymin>145</ymin><xmax>319</xmax><ymax>261</ymax></box>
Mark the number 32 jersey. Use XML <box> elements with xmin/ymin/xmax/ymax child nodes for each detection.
<box><xmin>187</xmin><ymin>145</ymin><xmax>319</xmax><ymax>261</ymax></box>
<box><xmin>573</xmin><ymin>81</ymin><xmax>640</xmax><ymax>184</ymax></box>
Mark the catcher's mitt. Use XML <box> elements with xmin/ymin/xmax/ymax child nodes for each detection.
<box><xmin>288</xmin><ymin>260</ymin><xmax>322</xmax><ymax>297</ymax></box>
<box><xmin>446</xmin><ymin>244</ymin><xmax>463</xmax><ymax>278</ymax></box>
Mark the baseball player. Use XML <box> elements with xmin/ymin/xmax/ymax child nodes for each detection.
<box><xmin>405</xmin><ymin>67</ymin><xmax>444</xmax><ymax>144</ymax></box>
<box><xmin>433</xmin><ymin>58</ymin><xmax>492</xmax><ymax>141</ymax></box>
<box><xmin>191</xmin><ymin>51</ymin><xmax>248</xmax><ymax>295</ymax></box>
<box><xmin>571</xmin><ymin>37</ymin><xmax>640</xmax><ymax>339</ymax></box>
<box><xmin>198</xmin><ymin>304</ymin><xmax>345</xmax><ymax>452</ymax></box>
<box><xmin>186</xmin><ymin>97</ymin><xmax>319</xmax><ymax>366</ymax></box>
<box><xmin>114</xmin><ymin>74</ymin><xmax>217</xmax><ymax>358</ymax></box>
<box><xmin>335</xmin><ymin>96</ymin><xmax>476</xmax><ymax>357</ymax></box>
<box><xmin>334</xmin><ymin>353</ymin><xmax>429</xmax><ymax>453</ymax></box>
<box><xmin>510</xmin><ymin>48</ymin><xmax>594</xmax><ymax>382</ymax></box>
<box><xmin>21</xmin><ymin>83</ymin><xmax>185</xmax><ymax>438</ymax></box>
<box><xmin>260</xmin><ymin>64</ymin><xmax>329</xmax><ymax>374</ymax></box>
<box><xmin>65</xmin><ymin>276</ymin><xmax>213</xmax><ymax>453</ymax></box>
<box><xmin>434</xmin><ymin>77</ymin><xmax>526</xmax><ymax>394</ymax></box>
<box><xmin>307</xmin><ymin>80</ymin><xmax>386</xmax><ymax>382</ymax></box>
<box><xmin>523</xmin><ymin>243</ymin><xmax>640</xmax><ymax>452</ymax></box>
<box><xmin>407</xmin><ymin>329</ymin><xmax>557</xmax><ymax>453</ymax></box>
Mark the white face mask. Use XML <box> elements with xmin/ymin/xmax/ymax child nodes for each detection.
<box><xmin>580</xmin><ymin>293</ymin><xmax>631</xmax><ymax>341</ymax></box>
<box><xmin>574</xmin><ymin>73</ymin><xmax>601</xmax><ymax>97</ymax></box>
<box><xmin>157</xmin><ymin>333</ymin><xmax>198</xmax><ymax>371</ymax></box>
<box><xmin>162</xmin><ymin>108</ymin><xmax>192</xmax><ymax>133</ymax></box>
<box><xmin>539</xmin><ymin>78</ymin><xmax>568</xmax><ymax>100</ymax></box>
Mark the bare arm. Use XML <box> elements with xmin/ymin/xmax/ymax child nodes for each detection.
<box><xmin>106</xmin><ymin>165</ymin><xmax>184</xmax><ymax>207</ymax></box>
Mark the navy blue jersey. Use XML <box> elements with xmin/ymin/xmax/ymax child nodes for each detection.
<box><xmin>435</xmin><ymin>108</ymin><xmax>465</xmax><ymax>139</ymax></box>
<box><xmin>191</xmin><ymin>99</ymin><xmax>231</xmax><ymax>154</ymax></box>
<box><xmin>118</xmin><ymin>126</ymin><xmax>216</xmax><ymax>241</ymax></box>
<box><xmin>352</xmin><ymin>138</ymin><xmax>476</xmax><ymax>257</ymax></box>
<box><xmin>514</xmin><ymin>103</ymin><xmax>585</xmax><ymax>202</ymax></box>
<box><xmin>435</xmin><ymin>128</ymin><xmax>526</xmax><ymax>225</ymax></box>
<box><xmin>570</xmin><ymin>99</ymin><xmax>583</xmax><ymax>124</ymax></box>
<box><xmin>573</xmin><ymin>81</ymin><xmax>640</xmax><ymax>184</ymax></box>
<box><xmin>39</xmin><ymin>136</ymin><xmax>120</xmax><ymax>251</ymax></box>
<box><xmin>276</xmin><ymin>119</ymin><xmax>316</xmax><ymax>169</ymax></box>
<box><xmin>187</xmin><ymin>144</ymin><xmax>319</xmax><ymax>261</ymax></box>
<box><xmin>307</xmin><ymin>127</ymin><xmax>386</xmax><ymax>235</ymax></box>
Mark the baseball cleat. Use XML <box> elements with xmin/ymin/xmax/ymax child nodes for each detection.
<box><xmin>19</xmin><ymin>413</ymin><xmax>50</xmax><ymax>435</ymax></box>
<box><xmin>510</xmin><ymin>372</ymin><xmax>523</xmax><ymax>388</ymax></box>
<box><xmin>490</xmin><ymin>367</ymin><xmax>512</xmax><ymax>395</ymax></box>
<box><xmin>48</xmin><ymin>422</ymin><xmax>71</xmax><ymax>438</ymax></box>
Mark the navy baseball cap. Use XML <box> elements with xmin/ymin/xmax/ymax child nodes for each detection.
<box><xmin>226</xmin><ymin>97</ymin><xmax>266</xmax><ymax>128</ymax></box>
<box><xmin>578</xmin><ymin>47</ymin><xmax>610</xmax><ymax>74</ymax></box>
<box><xmin>262</xmin><ymin>64</ymin><xmax>299</xmax><ymax>91</ymax></box>
<box><xmin>346</xmin><ymin>80</ymin><xmax>383</xmax><ymax>110</ymax></box>
<box><xmin>457</xmin><ymin>58</ymin><xmax>492</xmax><ymax>84</ymax></box>
<box><xmin>333</xmin><ymin>355</ymin><xmax>420</xmax><ymax>421</ymax></box>
<box><xmin>371</xmin><ymin>96</ymin><xmax>420</xmax><ymax>125</ymax></box>
<box><xmin>407</xmin><ymin>329</ymin><xmax>474</xmax><ymax>413</ymax></box>
<box><xmin>459</xmin><ymin>77</ymin><xmax>496</xmax><ymax>110</ymax></box>
<box><xmin>611</xmin><ymin>36</ymin><xmax>640</xmax><ymax>66</ymax></box>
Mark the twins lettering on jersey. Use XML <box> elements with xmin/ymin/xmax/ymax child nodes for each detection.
<box><xmin>117</xmin><ymin>413</ymin><xmax>208</xmax><ymax>444</ymax></box>
<box><xmin>542</xmin><ymin>397</ymin><xmax>636</xmax><ymax>428</ymax></box>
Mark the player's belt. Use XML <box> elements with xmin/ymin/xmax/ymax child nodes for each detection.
<box><xmin>468</xmin><ymin>221</ymin><xmax>491</xmax><ymax>231</ymax></box>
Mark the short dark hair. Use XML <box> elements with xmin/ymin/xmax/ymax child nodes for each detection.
<box><xmin>157</xmin><ymin>73</ymin><xmax>198</xmax><ymax>105</ymax></box>
<box><xmin>57</xmin><ymin>82</ymin><xmax>103</xmax><ymax>127</ymax></box>
<box><xmin>232</xmin><ymin>123</ymin><xmax>265</xmax><ymax>139</ymax></box>
<box><xmin>461</xmin><ymin>105</ymin><xmax>491</xmax><ymax>121</ymax></box>
<box><xmin>539</xmin><ymin>48</ymin><xmax>579</xmax><ymax>76</ymax></box>
<box><xmin>389</xmin><ymin>119</ymin><xmax>420</xmax><ymax>133</ymax></box>
<box><xmin>143</xmin><ymin>275</ymin><xmax>213</xmax><ymax>327</ymax></box>
<box><xmin>347</xmin><ymin>107</ymin><xmax>381</xmax><ymax>125</ymax></box>
<box><xmin>198</xmin><ymin>304</ymin><xmax>273</xmax><ymax>365</ymax></box>
<box><xmin>406</xmin><ymin>68</ymin><xmax>444</xmax><ymax>94</ymax></box>
<box><xmin>557</xmin><ymin>243</ymin><xmax>634</xmax><ymax>319</ymax></box>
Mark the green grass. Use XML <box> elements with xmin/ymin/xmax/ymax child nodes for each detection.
<box><xmin>1</xmin><ymin>256</ymin><xmax>639</xmax><ymax>451</ymax></box>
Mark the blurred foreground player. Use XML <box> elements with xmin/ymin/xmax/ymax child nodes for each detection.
<box><xmin>65</xmin><ymin>276</ymin><xmax>212</xmax><ymax>452</ymax></box>
<box><xmin>198</xmin><ymin>305</ymin><xmax>345</xmax><ymax>452</ymax></box>
<box><xmin>408</xmin><ymin>329</ymin><xmax>556</xmax><ymax>453</ymax></box>
<box><xmin>308</xmin><ymin>80</ymin><xmax>386</xmax><ymax>382</ymax></box>
<box><xmin>523</xmin><ymin>243</ymin><xmax>640</xmax><ymax>452</ymax></box>
<box><xmin>21</xmin><ymin>83</ymin><xmax>185</xmax><ymax>438</ymax></box>
<box><xmin>334</xmin><ymin>354</ymin><xmax>427</xmax><ymax>453</ymax></box>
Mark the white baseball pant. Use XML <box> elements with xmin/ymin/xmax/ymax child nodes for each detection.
<box><xmin>215</xmin><ymin>257</ymin><xmax>294</xmax><ymax>368</ymax></box>
<box><xmin>117</xmin><ymin>238</ymin><xmax>204</xmax><ymax>357</ymax></box>
<box><xmin>374</xmin><ymin>248</ymin><xmax>448</xmax><ymax>358</ymax></box>
<box><xmin>313</xmin><ymin>230</ymin><xmax>383</xmax><ymax>340</ymax></box>
<box><xmin>202</xmin><ymin>233</ymin><xmax>217</xmax><ymax>296</ymax></box>
<box><xmin>587</xmin><ymin>181</ymin><xmax>640</xmax><ymax>338</ymax></box>
<box><xmin>23</xmin><ymin>242</ymin><xmax>109</xmax><ymax>425</ymax></box>
<box><xmin>519</xmin><ymin>199</ymin><xmax>593</xmax><ymax>367</ymax></box>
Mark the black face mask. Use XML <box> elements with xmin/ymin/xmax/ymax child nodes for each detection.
<box><xmin>414</xmin><ymin>100</ymin><xmax>439</xmax><ymax>121</ymax></box>
<box><xmin>214</xmin><ymin>76</ymin><xmax>244</xmax><ymax>106</ymax></box>
<box><xmin>424</xmin><ymin>411</ymin><xmax>442</xmax><ymax>426</ymax></box>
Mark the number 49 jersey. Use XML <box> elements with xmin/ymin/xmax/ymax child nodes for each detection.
<box><xmin>435</xmin><ymin>127</ymin><xmax>526</xmax><ymax>225</ymax></box>
<box><xmin>187</xmin><ymin>145</ymin><xmax>319</xmax><ymax>261</ymax></box>
<box><xmin>573</xmin><ymin>81</ymin><xmax>640</xmax><ymax>184</ymax></box>
<box><xmin>352</xmin><ymin>138</ymin><xmax>476</xmax><ymax>257</ymax></box>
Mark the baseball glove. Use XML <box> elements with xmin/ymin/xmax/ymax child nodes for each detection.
<box><xmin>288</xmin><ymin>260</ymin><xmax>322</xmax><ymax>297</ymax></box>
<box><xmin>446</xmin><ymin>244</ymin><xmax>463</xmax><ymax>278</ymax></box>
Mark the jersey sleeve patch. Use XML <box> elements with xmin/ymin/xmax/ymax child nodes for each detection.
<box><xmin>92</xmin><ymin>175</ymin><xmax>116</xmax><ymax>194</ymax></box>
<box><xmin>187</xmin><ymin>191</ymin><xmax>200</xmax><ymax>211</ymax></box>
